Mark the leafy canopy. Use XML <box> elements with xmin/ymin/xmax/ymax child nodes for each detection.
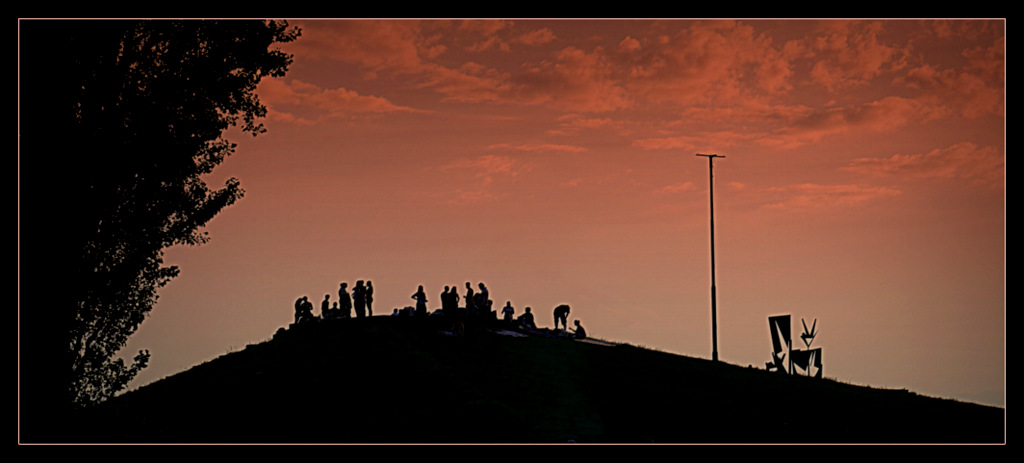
<box><xmin>19</xmin><ymin>19</ymin><xmax>300</xmax><ymax>408</ymax></box>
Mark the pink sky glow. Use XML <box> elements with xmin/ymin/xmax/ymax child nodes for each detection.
<box><xmin>111</xmin><ymin>19</ymin><xmax>1003</xmax><ymax>407</ymax></box>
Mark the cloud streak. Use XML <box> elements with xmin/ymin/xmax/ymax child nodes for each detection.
<box><xmin>843</xmin><ymin>142</ymin><xmax>1003</xmax><ymax>187</ymax></box>
<box><xmin>761</xmin><ymin>183</ymin><xmax>903</xmax><ymax>211</ymax></box>
<box><xmin>260</xmin><ymin>79</ymin><xmax>428</xmax><ymax>123</ymax></box>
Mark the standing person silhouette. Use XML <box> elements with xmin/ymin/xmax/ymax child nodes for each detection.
<box><xmin>412</xmin><ymin>285</ymin><xmax>428</xmax><ymax>317</ymax></box>
<box><xmin>553</xmin><ymin>304</ymin><xmax>571</xmax><ymax>331</ymax></box>
<box><xmin>477</xmin><ymin>283</ymin><xmax>490</xmax><ymax>311</ymax></box>
<box><xmin>502</xmin><ymin>301</ymin><xmax>515</xmax><ymax>323</ymax></box>
<box><xmin>448</xmin><ymin>283</ymin><xmax>463</xmax><ymax>334</ymax></box>
<box><xmin>354</xmin><ymin>280</ymin><xmax>366</xmax><ymax>318</ymax></box>
<box><xmin>450</xmin><ymin>283</ymin><xmax>460</xmax><ymax>310</ymax></box>
<box><xmin>441</xmin><ymin>286</ymin><xmax>451</xmax><ymax>312</ymax></box>
<box><xmin>294</xmin><ymin>296</ymin><xmax>305</xmax><ymax>324</ymax></box>
<box><xmin>365</xmin><ymin>281</ymin><xmax>374</xmax><ymax>317</ymax></box>
<box><xmin>321</xmin><ymin>294</ymin><xmax>331</xmax><ymax>319</ymax></box>
<box><xmin>464</xmin><ymin>282</ymin><xmax>476</xmax><ymax>314</ymax></box>
<box><xmin>339</xmin><ymin>282</ymin><xmax>352</xmax><ymax>318</ymax></box>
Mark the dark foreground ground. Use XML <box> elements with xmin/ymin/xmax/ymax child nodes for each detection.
<box><xmin>37</xmin><ymin>315</ymin><xmax>1005</xmax><ymax>444</ymax></box>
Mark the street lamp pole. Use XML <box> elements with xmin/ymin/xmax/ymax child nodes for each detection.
<box><xmin>696</xmin><ymin>153</ymin><xmax>724</xmax><ymax>362</ymax></box>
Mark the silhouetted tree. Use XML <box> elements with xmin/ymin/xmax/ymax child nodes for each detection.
<box><xmin>19</xmin><ymin>20</ymin><xmax>300</xmax><ymax>411</ymax></box>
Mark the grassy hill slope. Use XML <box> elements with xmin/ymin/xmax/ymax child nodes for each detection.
<box><xmin>74</xmin><ymin>316</ymin><xmax>1004</xmax><ymax>444</ymax></box>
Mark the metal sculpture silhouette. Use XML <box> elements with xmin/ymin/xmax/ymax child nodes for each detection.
<box><xmin>767</xmin><ymin>314</ymin><xmax>822</xmax><ymax>378</ymax></box>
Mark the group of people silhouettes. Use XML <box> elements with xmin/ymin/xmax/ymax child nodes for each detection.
<box><xmin>292</xmin><ymin>280</ymin><xmax>586</xmax><ymax>339</ymax></box>
<box><xmin>294</xmin><ymin>280</ymin><xmax>374</xmax><ymax>323</ymax></box>
<box><xmin>552</xmin><ymin>304</ymin><xmax>585</xmax><ymax>339</ymax></box>
<box><xmin>395</xmin><ymin>282</ymin><xmax>493</xmax><ymax>319</ymax></box>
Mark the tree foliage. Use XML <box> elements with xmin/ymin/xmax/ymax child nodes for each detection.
<box><xmin>19</xmin><ymin>19</ymin><xmax>300</xmax><ymax>410</ymax></box>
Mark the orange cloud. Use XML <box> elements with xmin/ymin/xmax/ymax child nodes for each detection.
<box><xmin>288</xmin><ymin>20</ymin><xmax>578</xmax><ymax>110</ymax></box>
<box><xmin>441</xmin><ymin>154</ymin><xmax>533</xmax><ymax>189</ymax></box>
<box><xmin>632</xmin><ymin>136</ymin><xmax>703</xmax><ymax>152</ymax></box>
<box><xmin>287</xmin><ymin>20</ymin><xmax>437</xmax><ymax>77</ymax></box>
<box><xmin>754</xmin><ymin>47</ymin><xmax>795</xmax><ymax>94</ymax></box>
<box><xmin>552</xmin><ymin>115</ymin><xmax>633</xmax><ymax>136</ymax></box>
<box><xmin>756</xmin><ymin>96</ymin><xmax>949</xmax><ymax>149</ymax></box>
<box><xmin>843</xmin><ymin>142</ymin><xmax>1003</xmax><ymax>187</ymax></box>
<box><xmin>633</xmin><ymin>131</ymin><xmax>751</xmax><ymax>153</ymax></box>
<box><xmin>515</xmin><ymin>27</ymin><xmax>557</xmax><ymax>46</ymax></box>
<box><xmin>282</xmin><ymin>19</ymin><xmax>1001</xmax><ymax>135</ymax></box>
<box><xmin>457</xmin><ymin>19</ymin><xmax>512</xmax><ymax>36</ymax></box>
<box><xmin>486</xmin><ymin>143</ymin><xmax>588</xmax><ymax>154</ymax></box>
<box><xmin>258</xmin><ymin>78</ymin><xmax>427</xmax><ymax>123</ymax></box>
<box><xmin>459</xmin><ymin>20</ymin><xmax>514</xmax><ymax>52</ymax></box>
<box><xmin>512</xmin><ymin>46</ymin><xmax>633</xmax><ymax>112</ymax></box>
<box><xmin>421</xmin><ymin>63</ymin><xmax>511</xmax><ymax>104</ymax></box>
<box><xmin>898</xmin><ymin>38</ymin><xmax>1004</xmax><ymax>119</ymax></box>
<box><xmin>618</xmin><ymin>36</ymin><xmax>641</xmax><ymax>53</ymax></box>
<box><xmin>445</xmin><ymin>154</ymin><xmax>515</xmax><ymax>176</ymax></box>
<box><xmin>762</xmin><ymin>183</ymin><xmax>903</xmax><ymax>210</ymax></box>
<box><xmin>456</xmin><ymin>21</ymin><xmax>557</xmax><ymax>53</ymax></box>
<box><xmin>807</xmin><ymin>21</ymin><xmax>901</xmax><ymax>91</ymax></box>
<box><xmin>617</xmin><ymin>21</ymin><xmax>778</xmax><ymax>106</ymax></box>
<box><xmin>653</xmin><ymin>182</ymin><xmax>696</xmax><ymax>195</ymax></box>
<box><xmin>439</xmin><ymin>154</ymin><xmax>534</xmax><ymax>204</ymax></box>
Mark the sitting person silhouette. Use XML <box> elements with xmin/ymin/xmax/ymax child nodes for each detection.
<box><xmin>517</xmin><ymin>306</ymin><xmax>536</xmax><ymax>330</ymax></box>
<box><xmin>571</xmin><ymin>320</ymin><xmax>587</xmax><ymax>339</ymax></box>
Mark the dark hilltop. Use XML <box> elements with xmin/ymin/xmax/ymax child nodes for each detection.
<box><xmin>45</xmin><ymin>315</ymin><xmax>1004</xmax><ymax>444</ymax></box>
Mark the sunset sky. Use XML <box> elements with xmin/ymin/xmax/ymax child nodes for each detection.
<box><xmin>113</xmin><ymin>19</ymin><xmax>1004</xmax><ymax>407</ymax></box>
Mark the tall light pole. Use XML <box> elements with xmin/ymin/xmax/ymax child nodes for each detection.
<box><xmin>696</xmin><ymin>153</ymin><xmax>724</xmax><ymax>362</ymax></box>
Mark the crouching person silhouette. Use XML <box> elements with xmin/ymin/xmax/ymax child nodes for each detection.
<box><xmin>553</xmin><ymin>304</ymin><xmax>571</xmax><ymax>331</ymax></box>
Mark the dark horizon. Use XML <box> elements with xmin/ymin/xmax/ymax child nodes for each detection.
<box><xmin>60</xmin><ymin>315</ymin><xmax>1005</xmax><ymax>444</ymax></box>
